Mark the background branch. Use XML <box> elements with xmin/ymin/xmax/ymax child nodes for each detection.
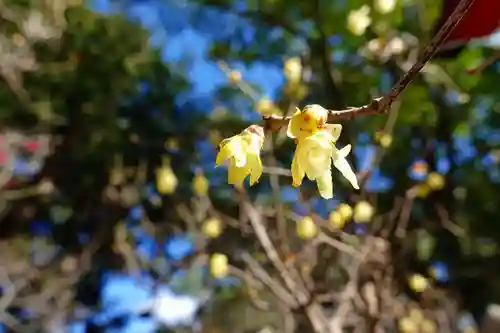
<box><xmin>262</xmin><ymin>0</ymin><xmax>476</xmax><ymax>132</ymax></box>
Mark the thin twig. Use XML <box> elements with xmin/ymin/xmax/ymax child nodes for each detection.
<box><xmin>0</xmin><ymin>268</ymin><xmax>35</xmax><ymax>333</ymax></box>
<box><xmin>262</xmin><ymin>0</ymin><xmax>477</xmax><ymax>131</ymax></box>
<box><xmin>262</xmin><ymin>166</ymin><xmax>291</xmax><ymax>177</ymax></box>
<box><xmin>328</xmin><ymin>249</ymin><xmax>369</xmax><ymax>333</ymax></box>
<box><xmin>229</xmin><ymin>265</ymin><xmax>272</xmax><ymax>311</ymax></box>
<box><xmin>435</xmin><ymin>203</ymin><xmax>465</xmax><ymax>236</ymax></box>
<box><xmin>241</xmin><ymin>199</ymin><xmax>310</xmax><ymax>304</ymax></box>
<box><xmin>395</xmin><ymin>189</ymin><xmax>416</xmax><ymax>238</ymax></box>
<box><xmin>240</xmin><ymin>252</ymin><xmax>298</xmax><ymax>307</ymax></box>
<box><xmin>316</xmin><ymin>233</ymin><xmax>363</xmax><ymax>260</ymax></box>
<box><xmin>264</xmin><ymin>139</ymin><xmax>289</xmax><ymax>253</ymax></box>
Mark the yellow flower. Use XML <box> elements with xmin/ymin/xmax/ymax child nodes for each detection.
<box><xmin>408</xmin><ymin>274</ymin><xmax>429</xmax><ymax>293</ymax></box>
<box><xmin>426</xmin><ymin>172</ymin><xmax>445</xmax><ymax>191</ymax></box>
<box><xmin>216</xmin><ymin>125</ymin><xmax>264</xmax><ymax>188</ymax></box>
<box><xmin>210</xmin><ymin>253</ymin><xmax>229</xmax><ymax>279</ymax></box>
<box><xmin>338</xmin><ymin>203</ymin><xmax>353</xmax><ymax>220</ymax></box>
<box><xmin>398</xmin><ymin>316</ymin><xmax>418</xmax><ymax>333</ymax></box>
<box><xmin>156</xmin><ymin>157</ymin><xmax>178</xmax><ymax>195</ymax></box>
<box><xmin>229</xmin><ymin>70</ymin><xmax>242</xmax><ymax>83</ymax></box>
<box><xmin>379</xmin><ymin>133</ymin><xmax>393</xmax><ymax>148</ymax></box>
<box><xmin>329</xmin><ymin>211</ymin><xmax>345</xmax><ymax>229</ymax></box>
<box><xmin>291</xmin><ymin>128</ymin><xmax>359</xmax><ymax>199</ymax></box>
<box><xmin>287</xmin><ymin>104</ymin><xmax>334</xmax><ymax>140</ymax></box>
<box><xmin>192</xmin><ymin>168</ymin><xmax>209</xmax><ymax>196</ymax></box>
<box><xmin>353</xmin><ymin>201</ymin><xmax>374</xmax><ymax>223</ymax></box>
<box><xmin>296</xmin><ymin>216</ymin><xmax>318</xmax><ymax>239</ymax></box>
<box><xmin>202</xmin><ymin>217</ymin><xmax>222</xmax><ymax>238</ymax></box>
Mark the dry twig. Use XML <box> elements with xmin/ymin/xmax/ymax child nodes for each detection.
<box><xmin>262</xmin><ymin>0</ymin><xmax>477</xmax><ymax>132</ymax></box>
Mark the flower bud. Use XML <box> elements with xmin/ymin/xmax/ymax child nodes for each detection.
<box><xmin>426</xmin><ymin>172</ymin><xmax>445</xmax><ymax>191</ymax></box>
<box><xmin>329</xmin><ymin>211</ymin><xmax>345</xmax><ymax>229</ymax></box>
<box><xmin>192</xmin><ymin>168</ymin><xmax>209</xmax><ymax>196</ymax></box>
<box><xmin>353</xmin><ymin>201</ymin><xmax>374</xmax><ymax>223</ymax></box>
<box><xmin>408</xmin><ymin>274</ymin><xmax>429</xmax><ymax>293</ymax></box>
<box><xmin>210</xmin><ymin>253</ymin><xmax>229</xmax><ymax>279</ymax></box>
<box><xmin>156</xmin><ymin>157</ymin><xmax>178</xmax><ymax>195</ymax></box>
<box><xmin>202</xmin><ymin>217</ymin><xmax>222</xmax><ymax>238</ymax></box>
<box><xmin>297</xmin><ymin>216</ymin><xmax>318</xmax><ymax>239</ymax></box>
<box><xmin>338</xmin><ymin>203</ymin><xmax>353</xmax><ymax>221</ymax></box>
<box><xmin>379</xmin><ymin>133</ymin><xmax>393</xmax><ymax>148</ymax></box>
<box><xmin>229</xmin><ymin>71</ymin><xmax>242</xmax><ymax>83</ymax></box>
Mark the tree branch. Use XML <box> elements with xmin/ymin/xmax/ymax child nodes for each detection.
<box><xmin>263</xmin><ymin>0</ymin><xmax>476</xmax><ymax>132</ymax></box>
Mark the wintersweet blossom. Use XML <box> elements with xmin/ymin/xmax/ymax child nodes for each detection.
<box><xmin>215</xmin><ymin>125</ymin><xmax>264</xmax><ymax>188</ymax></box>
<box><xmin>291</xmin><ymin>128</ymin><xmax>359</xmax><ymax>199</ymax></box>
<box><xmin>156</xmin><ymin>157</ymin><xmax>178</xmax><ymax>195</ymax></box>
<box><xmin>287</xmin><ymin>104</ymin><xmax>336</xmax><ymax>140</ymax></box>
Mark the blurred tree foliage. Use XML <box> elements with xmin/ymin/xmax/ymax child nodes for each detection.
<box><xmin>1</xmin><ymin>0</ymin><xmax>500</xmax><ymax>332</ymax></box>
<box><xmin>0</xmin><ymin>0</ymin><xmax>208</xmax><ymax>331</ymax></box>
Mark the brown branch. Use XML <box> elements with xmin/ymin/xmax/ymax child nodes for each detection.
<box><xmin>263</xmin><ymin>0</ymin><xmax>476</xmax><ymax>132</ymax></box>
<box><xmin>435</xmin><ymin>203</ymin><xmax>465</xmax><ymax>236</ymax></box>
<box><xmin>239</xmin><ymin>252</ymin><xmax>298</xmax><ymax>308</ymax></box>
<box><xmin>229</xmin><ymin>265</ymin><xmax>272</xmax><ymax>311</ymax></box>
<box><xmin>241</xmin><ymin>199</ymin><xmax>311</xmax><ymax>305</ymax></box>
<box><xmin>317</xmin><ymin>233</ymin><xmax>363</xmax><ymax>260</ymax></box>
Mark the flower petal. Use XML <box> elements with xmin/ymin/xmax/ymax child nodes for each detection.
<box><xmin>228</xmin><ymin>159</ymin><xmax>249</xmax><ymax>187</ymax></box>
<box><xmin>249</xmin><ymin>152</ymin><xmax>263</xmax><ymax>186</ymax></box>
<box><xmin>333</xmin><ymin>156</ymin><xmax>359</xmax><ymax>190</ymax></box>
<box><xmin>304</xmin><ymin>151</ymin><xmax>329</xmax><ymax>180</ymax></box>
<box><xmin>316</xmin><ymin>169</ymin><xmax>333</xmax><ymax>199</ymax></box>
<box><xmin>291</xmin><ymin>153</ymin><xmax>305</xmax><ymax>187</ymax></box>
<box><xmin>307</xmin><ymin>131</ymin><xmax>333</xmax><ymax>149</ymax></box>
<box><xmin>215</xmin><ymin>146</ymin><xmax>230</xmax><ymax>166</ymax></box>
<box><xmin>216</xmin><ymin>136</ymin><xmax>244</xmax><ymax>166</ymax></box>
<box><xmin>286</xmin><ymin>108</ymin><xmax>302</xmax><ymax>139</ymax></box>
<box><xmin>325</xmin><ymin>124</ymin><xmax>342</xmax><ymax>142</ymax></box>
<box><xmin>337</xmin><ymin>144</ymin><xmax>352</xmax><ymax>158</ymax></box>
<box><xmin>230</xmin><ymin>138</ymin><xmax>248</xmax><ymax>167</ymax></box>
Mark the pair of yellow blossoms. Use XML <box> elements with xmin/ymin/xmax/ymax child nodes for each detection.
<box><xmin>215</xmin><ymin>105</ymin><xmax>359</xmax><ymax>199</ymax></box>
